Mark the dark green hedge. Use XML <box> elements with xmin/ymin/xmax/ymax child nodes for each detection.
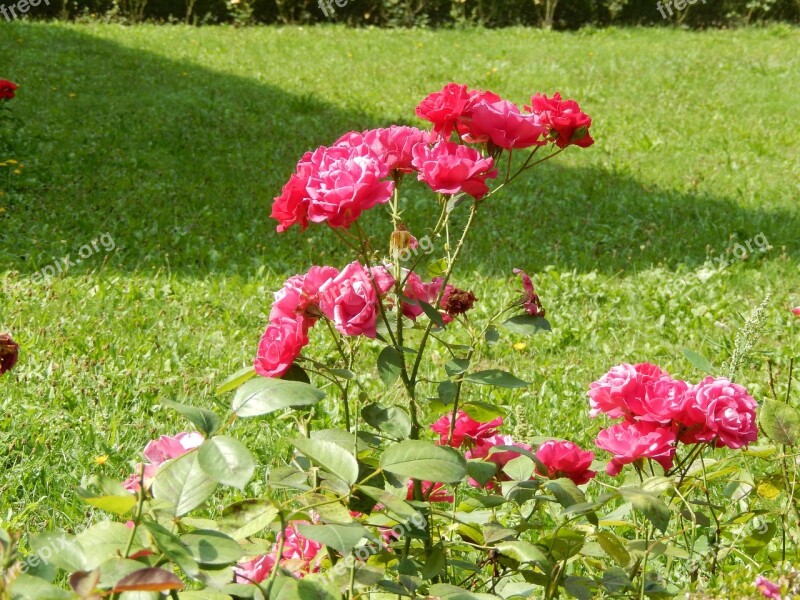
<box><xmin>27</xmin><ymin>0</ymin><xmax>800</xmax><ymax>27</ymax></box>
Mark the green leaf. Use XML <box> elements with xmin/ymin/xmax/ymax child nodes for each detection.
<box><xmin>494</xmin><ymin>541</ymin><xmax>551</xmax><ymax>570</ymax></box>
<box><xmin>682</xmin><ymin>348</ymin><xmax>715</xmax><ymax>375</ymax></box>
<box><xmin>197</xmin><ymin>435</ymin><xmax>255</xmax><ymax>490</ymax></box>
<box><xmin>419</xmin><ymin>300</ymin><xmax>446</xmax><ymax>328</ymax></box>
<box><xmin>143</xmin><ymin>521</ymin><xmax>199</xmax><ymax>577</ymax></box>
<box><xmin>29</xmin><ymin>531</ymin><xmax>84</xmax><ymax>572</ymax></box>
<box><xmin>467</xmin><ymin>460</ymin><xmax>497</xmax><ymax>488</ymax></box>
<box><xmin>484</xmin><ymin>326</ymin><xmax>499</xmax><ymax>345</ymax></box>
<box><xmin>295</xmin><ymin>523</ymin><xmax>368</xmax><ymax>555</ymax></box>
<box><xmin>760</xmin><ymin>401</ymin><xmax>800</xmax><ymax>446</ymax></box>
<box><xmin>461</xmin><ymin>402</ymin><xmax>505</xmax><ymax>422</ymax></box>
<box><xmin>427</xmin><ymin>258</ymin><xmax>448</xmax><ymax>278</ymax></box>
<box><xmin>216</xmin><ymin>365</ymin><xmax>256</xmax><ymax>396</ymax></box>
<box><xmin>501</xmin><ymin>315</ymin><xmax>552</xmax><ymax>335</ymax></box>
<box><xmin>76</xmin><ymin>522</ymin><xmax>140</xmax><ymax>571</ymax></box>
<box><xmin>595</xmin><ymin>531</ymin><xmax>631</xmax><ymax>567</ymax></box>
<box><xmin>358</xmin><ymin>486</ymin><xmax>422</xmax><ymax>522</ymax></box>
<box><xmin>152</xmin><ymin>451</ymin><xmax>218</xmax><ymax>516</ymax></box>
<box><xmin>112</xmin><ymin>567</ymin><xmax>184</xmax><ymax>593</ymax></box>
<box><xmin>618</xmin><ymin>487</ymin><xmax>671</xmax><ymax>533</ymax></box>
<box><xmin>437</xmin><ymin>381</ymin><xmax>458</xmax><ymax>405</ymax></box>
<box><xmin>428</xmin><ymin>583</ymin><xmax>503</xmax><ymax>600</ymax></box>
<box><xmin>82</xmin><ymin>494</ymin><xmax>137</xmax><ymax>515</ymax></box>
<box><xmin>377</xmin><ymin>346</ymin><xmax>404</xmax><ymax>388</ymax></box>
<box><xmin>181</xmin><ymin>530</ymin><xmax>243</xmax><ymax>567</ymax></box>
<box><xmin>219</xmin><ymin>499</ymin><xmax>279</xmax><ymax>540</ymax></box>
<box><xmin>232</xmin><ymin>377</ymin><xmax>325</xmax><ymax>417</ymax></box>
<box><xmin>421</xmin><ymin>542</ymin><xmax>447</xmax><ymax>580</ymax></box>
<box><xmin>361</xmin><ymin>404</ymin><xmax>411</xmax><ymax>439</ymax></box>
<box><xmin>380</xmin><ymin>440</ymin><xmax>467</xmax><ymax>483</ymax></box>
<box><xmin>160</xmin><ymin>399</ymin><xmax>221</xmax><ymax>438</ymax></box>
<box><xmin>463</xmin><ymin>369</ymin><xmax>529</xmax><ymax>389</ymax></box>
<box><xmin>445</xmin><ymin>358</ymin><xmax>470</xmax><ymax>377</ymax></box>
<box><xmin>282</xmin><ymin>364</ymin><xmax>311</xmax><ymax>383</ymax></box>
<box><xmin>293</xmin><ymin>438</ymin><xmax>359</xmax><ymax>486</ymax></box>
<box><xmin>10</xmin><ymin>574</ymin><xmax>74</xmax><ymax>599</ymax></box>
<box><xmin>502</xmin><ymin>455</ymin><xmax>534</xmax><ymax>482</ymax></box>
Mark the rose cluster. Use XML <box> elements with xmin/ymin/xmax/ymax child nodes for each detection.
<box><xmin>0</xmin><ymin>79</ymin><xmax>17</xmax><ymax>101</ymax></box>
<box><xmin>271</xmin><ymin>83</ymin><xmax>592</xmax><ymax>233</ymax></box>
<box><xmin>234</xmin><ymin>521</ymin><xmax>323</xmax><ymax>584</ymax></box>
<box><xmin>255</xmin><ymin>263</ymin><xmax>474</xmax><ymax>378</ymax></box>
<box><xmin>430</xmin><ymin>410</ymin><xmax>595</xmax><ymax>487</ymax></box>
<box><xmin>591</xmin><ymin>363</ymin><xmax>759</xmax><ymax>476</ymax></box>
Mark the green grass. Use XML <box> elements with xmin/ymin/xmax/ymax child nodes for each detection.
<box><xmin>1</xmin><ymin>22</ymin><xmax>799</xmax><ymax>549</ymax></box>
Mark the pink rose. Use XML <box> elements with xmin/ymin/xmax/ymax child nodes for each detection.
<box><xmin>535</xmin><ymin>440</ymin><xmax>596</xmax><ymax>485</ymax></box>
<box><xmin>319</xmin><ymin>262</ymin><xmax>394</xmax><ymax>338</ymax></box>
<box><xmin>406</xmin><ymin>480</ymin><xmax>454</xmax><ymax>503</ymax></box>
<box><xmin>755</xmin><ymin>575</ymin><xmax>782</xmax><ymax>600</ymax></box>
<box><xmin>401</xmin><ymin>272</ymin><xmax>454</xmax><ymax>324</ymax></box>
<box><xmin>513</xmin><ymin>269</ymin><xmax>545</xmax><ymax>317</ymax></box>
<box><xmin>460</xmin><ymin>91</ymin><xmax>547</xmax><ymax>150</ymax></box>
<box><xmin>679</xmin><ymin>377</ymin><xmax>758</xmax><ymax>449</ymax></box>
<box><xmin>122</xmin><ymin>432</ymin><xmax>204</xmax><ymax>492</ymax></box>
<box><xmin>336</xmin><ymin>126</ymin><xmax>431</xmax><ymax>173</ymax></box>
<box><xmin>628</xmin><ymin>376</ymin><xmax>690</xmax><ymax>424</ymax></box>
<box><xmin>304</xmin><ymin>143</ymin><xmax>395</xmax><ymax>229</ymax></box>
<box><xmin>588</xmin><ymin>363</ymin><xmax>667</xmax><ymax>419</ymax></box>
<box><xmin>271</xmin><ymin>152</ymin><xmax>314</xmax><ymax>233</ymax></box>
<box><xmin>526</xmin><ymin>93</ymin><xmax>594</xmax><ymax>149</ymax></box>
<box><xmin>792</xmin><ymin>307</ymin><xmax>800</xmax><ymax>317</ymax></box>
<box><xmin>234</xmin><ymin>521</ymin><xmax>323</xmax><ymax>583</ymax></box>
<box><xmin>254</xmin><ymin>317</ymin><xmax>309</xmax><ymax>378</ymax></box>
<box><xmin>467</xmin><ymin>434</ymin><xmax>532</xmax><ymax>471</ymax></box>
<box><xmin>415</xmin><ymin>82</ymin><xmax>472</xmax><ymax>141</ymax></box>
<box><xmin>430</xmin><ymin>410</ymin><xmax>503</xmax><ymax>448</ymax></box>
<box><xmin>594</xmin><ymin>421</ymin><xmax>676</xmax><ymax>476</ymax></box>
<box><xmin>0</xmin><ymin>333</ymin><xmax>19</xmax><ymax>376</ymax></box>
<box><xmin>411</xmin><ymin>141</ymin><xmax>497</xmax><ymax>199</ymax></box>
<box><xmin>270</xmin><ymin>266</ymin><xmax>340</xmax><ymax>325</ymax></box>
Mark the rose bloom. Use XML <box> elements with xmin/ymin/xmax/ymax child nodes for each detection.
<box><xmin>535</xmin><ymin>440</ymin><xmax>596</xmax><ymax>485</ymax></box>
<box><xmin>588</xmin><ymin>362</ymin><xmax>667</xmax><ymax>419</ymax></box>
<box><xmin>406</xmin><ymin>480</ymin><xmax>454</xmax><ymax>503</ymax></box>
<box><xmin>336</xmin><ymin>126</ymin><xmax>430</xmax><ymax>173</ymax></box>
<box><xmin>792</xmin><ymin>307</ymin><xmax>800</xmax><ymax>317</ymax></box>
<box><xmin>595</xmin><ymin>421</ymin><xmax>676</xmax><ymax>476</ymax></box>
<box><xmin>526</xmin><ymin>92</ymin><xmax>593</xmax><ymax>148</ymax></box>
<box><xmin>415</xmin><ymin>82</ymin><xmax>471</xmax><ymax>141</ymax></box>
<box><xmin>627</xmin><ymin>376</ymin><xmax>690</xmax><ymax>425</ymax></box>
<box><xmin>459</xmin><ymin>90</ymin><xmax>546</xmax><ymax>150</ymax></box>
<box><xmin>466</xmin><ymin>434</ymin><xmax>532</xmax><ymax>470</ymax></box>
<box><xmin>254</xmin><ymin>316</ymin><xmax>309</xmax><ymax>378</ymax></box>
<box><xmin>0</xmin><ymin>333</ymin><xmax>19</xmax><ymax>376</ymax></box>
<box><xmin>430</xmin><ymin>410</ymin><xmax>503</xmax><ymax>448</ymax></box>
<box><xmin>401</xmin><ymin>272</ymin><xmax>454</xmax><ymax>324</ymax></box>
<box><xmin>679</xmin><ymin>377</ymin><xmax>758</xmax><ymax>449</ymax></box>
<box><xmin>411</xmin><ymin>141</ymin><xmax>497</xmax><ymax>199</ymax></box>
<box><xmin>0</xmin><ymin>80</ymin><xmax>17</xmax><ymax>100</ymax></box>
<box><xmin>271</xmin><ymin>152</ymin><xmax>314</xmax><ymax>233</ymax></box>
<box><xmin>234</xmin><ymin>522</ymin><xmax>323</xmax><ymax>583</ymax></box>
<box><xmin>755</xmin><ymin>575</ymin><xmax>782</xmax><ymax>600</ymax></box>
<box><xmin>513</xmin><ymin>268</ymin><xmax>545</xmax><ymax>317</ymax></box>
<box><xmin>319</xmin><ymin>261</ymin><xmax>394</xmax><ymax>338</ymax></box>
<box><xmin>122</xmin><ymin>432</ymin><xmax>204</xmax><ymax>492</ymax></box>
<box><xmin>270</xmin><ymin>266</ymin><xmax>340</xmax><ymax>325</ymax></box>
<box><xmin>303</xmin><ymin>143</ymin><xmax>394</xmax><ymax>229</ymax></box>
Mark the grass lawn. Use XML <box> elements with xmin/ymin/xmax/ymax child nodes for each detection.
<box><xmin>1</xmin><ymin>22</ymin><xmax>799</xmax><ymax>549</ymax></box>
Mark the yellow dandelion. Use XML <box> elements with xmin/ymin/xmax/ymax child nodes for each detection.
<box><xmin>68</xmin><ymin>93</ymin><xmax>77</xmax><ymax>98</ymax></box>
<box><xmin>94</xmin><ymin>454</ymin><xmax>109</xmax><ymax>465</ymax></box>
<box><xmin>13</xmin><ymin>169</ymin><xmax>21</xmax><ymax>175</ymax></box>
<box><xmin>6</xmin><ymin>159</ymin><xmax>17</xmax><ymax>165</ymax></box>
<box><xmin>0</xmin><ymin>207</ymin><xmax>6</xmax><ymax>214</ymax></box>
<box><xmin>513</xmin><ymin>342</ymin><xmax>527</xmax><ymax>351</ymax></box>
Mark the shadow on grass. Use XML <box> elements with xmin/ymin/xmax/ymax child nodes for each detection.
<box><xmin>1</xmin><ymin>23</ymin><xmax>798</xmax><ymax>280</ymax></box>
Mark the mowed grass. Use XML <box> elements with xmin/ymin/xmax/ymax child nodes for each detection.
<box><xmin>1</xmin><ymin>23</ymin><xmax>799</xmax><ymax>540</ymax></box>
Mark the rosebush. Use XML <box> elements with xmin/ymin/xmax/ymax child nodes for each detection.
<box><xmin>4</xmin><ymin>83</ymin><xmax>798</xmax><ymax>600</ymax></box>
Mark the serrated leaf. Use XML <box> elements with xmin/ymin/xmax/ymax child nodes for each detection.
<box><xmin>181</xmin><ymin>530</ymin><xmax>243</xmax><ymax>567</ymax></box>
<box><xmin>377</xmin><ymin>346</ymin><xmax>404</xmax><ymax>388</ymax></box>
<box><xmin>760</xmin><ymin>401</ymin><xmax>800</xmax><ymax>446</ymax></box>
<box><xmin>232</xmin><ymin>377</ymin><xmax>325</xmax><ymax>417</ymax></box>
<box><xmin>143</xmin><ymin>521</ymin><xmax>199</xmax><ymax>577</ymax></box>
<box><xmin>419</xmin><ymin>300</ymin><xmax>446</xmax><ymax>328</ymax></box>
<box><xmin>197</xmin><ymin>435</ymin><xmax>255</xmax><ymax>489</ymax></box>
<box><xmin>501</xmin><ymin>315</ymin><xmax>552</xmax><ymax>335</ymax></box>
<box><xmin>160</xmin><ymin>399</ymin><xmax>221</xmax><ymax>438</ymax></box>
<box><xmin>82</xmin><ymin>495</ymin><xmax>137</xmax><ymax>515</ymax></box>
<box><xmin>618</xmin><ymin>487</ymin><xmax>671</xmax><ymax>533</ymax></box>
<box><xmin>494</xmin><ymin>541</ymin><xmax>550</xmax><ymax>570</ymax></box>
<box><xmin>152</xmin><ymin>451</ymin><xmax>218</xmax><ymax>516</ymax></box>
<box><xmin>380</xmin><ymin>440</ymin><xmax>467</xmax><ymax>483</ymax></box>
<box><xmin>295</xmin><ymin>523</ymin><xmax>368</xmax><ymax>554</ymax></box>
<box><xmin>219</xmin><ymin>499</ymin><xmax>279</xmax><ymax>540</ymax></box>
<box><xmin>293</xmin><ymin>438</ymin><xmax>359</xmax><ymax>486</ymax></box>
<box><xmin>463</xmin><ymin>369</ymin><xmax>529</xmax><ymax>389</ymax></box>
<box><xmin>361</xmin><ymin>404</ymin><xmax>411</xmax><ymax>440</ymax></box>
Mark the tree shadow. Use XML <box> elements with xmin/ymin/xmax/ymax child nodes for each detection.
<box><xmin>2</xmin><ymin>23</ymin><xmax>797</xmax><ymax>281</ymax></box>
